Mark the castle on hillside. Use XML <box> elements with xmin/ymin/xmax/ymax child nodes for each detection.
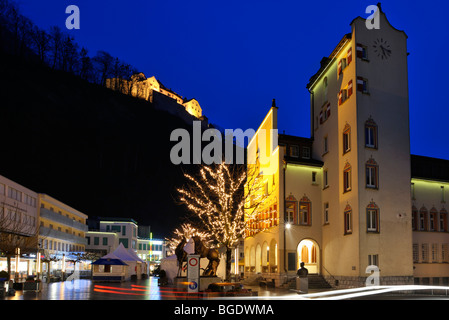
<box><xmin>106</xmin><ymin>73</ymin><xmax>205</xmax><ymax>120</ymax></box>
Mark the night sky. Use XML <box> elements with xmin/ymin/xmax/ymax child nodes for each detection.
<box><xmin>15</xmin><ymin>0</ymin><xmax>449</xmax><ymax>160</ymax></box>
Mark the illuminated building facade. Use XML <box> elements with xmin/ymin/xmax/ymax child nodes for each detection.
<box><xmin>38</xmin><ymin>194</ymin><xmax>89</xmax><ymax>274</ymax></box>
<box><xmin>86</xmin><ymin>217</ymin><xmax>138</xmax><ymax>255</ymax></box>
<box><xmin>0</xmin><ymin>175</ymin><xmax>38</xmax><ymax>280</ymax></box>
<box><xmin>106</xmin><ymin>73</ymin><xmax>203</xmax><ymax>119</ymax></box>
<box><xmin>244</xmin><ymin>8</ymin><xmax>449</xmax><ymax>288</ymax></box>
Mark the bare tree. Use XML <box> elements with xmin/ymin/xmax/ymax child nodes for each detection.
<box><xmin>177</xmin><ymin>162</ymin><xmax>270</xmax><ymax>281</ymax></box>
<box><xmin>0</xmin><ymin>203</ymin><xmax>39</xmax><ymax>281</ymax></box>
<box><xmin>31</xmin><ymin>25</ymin><xmax>49</xmax><ymax>63</ymax></box>
<box><xmin>93</xmin><ymin>50</ymin><xmax>114</xmax><ymax>86</ymax></box>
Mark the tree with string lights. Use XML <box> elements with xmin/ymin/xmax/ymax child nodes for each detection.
<box><xmin>165</xmin><ymin>222</ymin><xmax>212</xmax><ymax>254</ymax></box>
<box><xmin>177</xmin><ymin>162</ymin><xmax>270</xmax><ymax>281</ymax></box>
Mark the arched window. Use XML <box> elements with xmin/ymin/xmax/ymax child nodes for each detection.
<box><xmin>440</xmin><ymin>208</ymin><xmax>448</xmax><ymax>232</ymax></box>
<box><xmin>343</xmin><ymin>123</ymin><xmax>351</xmax><ymax>154</ymax></box>
<box><xmin>419</xmin><ymin>206</ymin><xmax>428</xmax><ymax>231</ymax></box>
<box><xmin>412</xmin><ymin>206</ymin><xmax>418</xmax><ymax>231</ymax></box>
<box><xmin>365</xmin><ymin>117</ymin><xmax>378</xmax><ymax>149</ymax></box>
<box><xmin>366</xmin><ymin>157</ymin><xmax>379</xmax><ymax>189</ymax></box>
<box><xmin>343</xmin><ymin>162</ymin><xmax>352</xmax><ymax>193</ymax></box>
<box><xmin>430</xmin><ymin>207</ymin><xmax>438</xmax><ymax>231</ymax></box>
<box><xmin>299</xmin><ymin>195</ymin><xmax>312</xmax><ymax>226</ymax></box>
<box><xmin>344</xmin><ymin>204</ymin><xmax>352</xmax><ymax>234</ymax></box>
<box><xmin>367</xmin><ymin>201</ymin><xmax>380</xmax><ymax>233</ymax></box>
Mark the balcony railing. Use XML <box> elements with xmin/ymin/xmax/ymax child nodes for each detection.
<box><xmin>39</xmin><ymin>226</ymin><xmax>87</xmax><ymax>245</ymax></box>
<box><xmin>39</xmin><ymin>207</ymin><xmax>87</xmax><ymax>232</ymax></box>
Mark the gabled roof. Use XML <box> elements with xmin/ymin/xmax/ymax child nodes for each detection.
<box><xmin>306</xmin><ymin>33</ymin><xmax>352</xmax><ymax>90</ymax></box>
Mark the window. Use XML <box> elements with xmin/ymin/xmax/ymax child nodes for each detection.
<box><xmin>299</xmin><ymin>196</ymin><xmax>311</xmax><ymax>226</ymax></box>
<box><xmin>312</xmin><ymin>172</ymin><xmax>317</xmax><ymax>184</ymax></box>
<box><xmin>324</xmin><ymin>202</ymin><xmax>329</xmax><ymax>224</ymax></box>
<box><xmin>365</xmin><ymin>118</ymin><xmax>378</xmax><ymax>149</ymax></box>
<box><xmin>368</xmin><ymin>254</ymin><xmax>379</xmax><ymax>266</ymax></box>
<box><xmin>442</xmin><ymin>244</ymin><xmax>449</xmax><ymax>263</ymax></box>
<box><xmin>419</xmin><ymin>207</ymin><xmax>428</xmax><ymax>231</ymax></box>
<box><xmin>8</xmin><ymin>187</ymin><xmax>22</xmax><ymax>202</ymax></box>
<box><xmin>323</xmin><ymin>169</ymin><xmax>329</xmax><ymax>188</ymax></box>
<box><xmin>0</xmin><ymin>184</ymin><xmax>4</xmax><ymax>195</ymax></box>
<box><xmin>338</xmin><ymin>58</ymin><xmax>346</xmax><ymax>75</ymax></box>
<box><xmin>357</xmin><ymin>77</ymin><xmax>369</xmax><ymax>93</ymax></box>
<box><xmin>430</xmin><ymin>208</ymin><xmax>438</xmax><ymax>231</ymax></box>
<box><xmin>338</xmin><ymin>89</ymin><xmax>348</xmax><ymax>105</ymax></box>
<box><xmin>421</xmin><ymin>244</ymin><xmax>429</xmax><ymax>262</ymax></box>
<box><xmin>319</xmin><ymin>104</ymin><xmax>331</xmax><ymax>124</ymax></box>
<box><xmin>440</xmin><ymin>209</ymin><xmax>448</xmax><ymax>232</ymax></box>
<box><xmin>367</xmin><ymin>209</ymin><xmax>379</xmax><ymax>232</ymax></box>
<box><xmin>302</xmin><ymin>147</ymin><xmax>310</xmax><ymax>159</ymax></box>
<box><xmin>431</xmin><ymin>244</ymin><xmax>439</xmax><ymax>262</ymax></box>
<box><xmin>343</xmin><ymin>163</ymin><xmax>352</xmax><ymax>193</ymax></box>
<box><xmin>344</xmin><ymin>205</ymin><xmax>352</xmax><ymax>234</ymax></box>
<box><xmin>285</xmin><ymin>201</ymin><xmax>296</xmax><ymax>224</ymax></box>
<box><xmin>356</xmin><ymin>43</ymin><xmax>368</xmax><ymax>60</ymax></box>
<box><xmin>366</xmin><ymin>158</ymin><xmax>379</xmax><ymax>189</ymax></box>
<box><xmin>323</xmin><ymin>136</ymin><xmax>328</xmax><ymax>154</ymax></box>
<box><xmin>412</xmin><ymin>206</ymin><xmax>418</xmax><ymax>231</ymax></box>
<box><xmin>323</xmin><ymin>77</ymin><xmax>328</xmax><ymax>102</ymax></box>
<box><xmin>413</xmin><ymin>244</ymin><xmax>419</xmax><ymax>262</ymax></box>
<box><xmin>343</xmin><ymin>124</ymin><xmax>351</xmax><ymax>154</ymax></box>
<box><xmin>103</xmin><ymin>237</ymin><xmax>108</xmax><ymax>246</ymax></box>
<box><xmin>290</xmin><ymin>145</ymin><xmax>299</xmax><ymax>158</ymax></box>
<box><xmin>94</xmin><ymin>237</ymin><xmax>99</xmax><ymax>245</ymax></box>
<box><xmin>122</xmin><ymin>226</ymin><xmax>126</xmax><ymax>236</ymax></box>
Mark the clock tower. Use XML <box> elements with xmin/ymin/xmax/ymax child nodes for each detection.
<box><xmin>307</xmin><ymin>5</ymin><xmax>413</xmax><ymax>286</ymax></box>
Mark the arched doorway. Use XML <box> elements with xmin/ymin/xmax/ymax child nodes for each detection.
<box><xmin>297</xmin><ymin>239</ymin><xmax>319</xmax><ymax>274</ymax></box>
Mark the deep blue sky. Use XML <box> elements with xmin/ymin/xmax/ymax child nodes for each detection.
<box><xmin>16</xmin><ymin>0</ymin><xmax>449</xmax><ymax>160</ymax></box>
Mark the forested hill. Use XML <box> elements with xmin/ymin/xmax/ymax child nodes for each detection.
<box><xmin>0</xmin><ymin>51</ymin><xmax>208</xmax><ymax>238</ymax></box>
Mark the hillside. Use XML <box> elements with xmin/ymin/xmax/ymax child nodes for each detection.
<box><xmin>0</xmin><ymin>51</ymin><xmax>207</xmax><ymax>238</ymax></box>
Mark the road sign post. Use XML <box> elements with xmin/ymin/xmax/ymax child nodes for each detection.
<box><xmin>187</xmin><ymin>254</ymin><xmax>200</xmax><ymax>293</ymax></box>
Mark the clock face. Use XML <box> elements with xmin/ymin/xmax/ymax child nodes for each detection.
<box><xmin>372</xmin><ymin>38</ymin><xmax>391</xmax><ymax>60</ymax></box>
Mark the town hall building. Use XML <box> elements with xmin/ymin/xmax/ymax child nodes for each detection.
<box><xmin>244</xmin><ymin>6</ymin><xmax>449</xmax><ymax>288</ymax></box>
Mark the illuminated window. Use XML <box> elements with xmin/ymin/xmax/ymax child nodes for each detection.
<box><xmin>442</xmin><ymin>244</ymin><xmax>449</xmax><ymax>263</ymax></box>
<box><xmin>338</xmin><ymin>89</ymin><xmax>348</xmax><ymax>105</ymax></box>
<box><xmin>357</xmin><ymin>76</ymin><xmax>369</xmax><ymax>93</ymax></box>
<box><xmin>299</xmin><ymin>196</ymin><xmax>311</xmax><ymax>226</ymax></box>
<box><xmin>421</xmin><ymin>243</ymin><xmax>429</xmax><ymax>262</ymax></box>
<box><xmin>343</xmin><ymin>162</ymin><xmax>352</xmax><ymax>193</ymax></box>
<box><xmin>419</xmin><ymin>207</ymin><xmax>428</xmax><ymax>231</ymax></box>
<box><xmin>302</xmin><ymin>147</ymin><xmax>310</xmax><ymax>159</ymax></box>
<box><xmin>356</xmin><ymin>43</ymin><xmax>368</xmax><ymax>60</ymax></box>
<box><xmin>366</xmin><ymin>158</ymin><xmax>379</xmax><ymax>189</ymax></box>
<box><xmin>430</xmin><ymin>208</ymin><xmax>438</xmax><ymax>231</ymax></box>
<box><xmin>343</xmin><ymin>124</ymin><xmax>351</xmax><ymax>154</ymax></box>
<box><xmin>290</xmin><ymin>145</ymin><xmax>299</xmax><ymax>157</ymax></box>
<box><xmin>324</xmin><ymin>202</ymin><xmax>329</xmax><ymax>224</ymax></box>
<box><xmin>440</xmin><ymin>209</ymin><xmax>448</xmax><ymax>232</ymax></box>
<box><xmin>367</xmin><ymin>201</ymin><xmax>379</xmax><ymax>233</ymax></box>
<box><xmin>413</xmin><ymin>244</ymin><xmax>419</xmax><ymax>262</ymax></box>
<box><xmin>365</xmin><ymin>118</ymin><xmax>378</xmax><ymax>149</ymax></box>
<box><xmin>368</xmin><ymin>254</ymin><xmax>379</xmax><ymax>266</ymax></box>
<box><xmin>344</xmin><ymin>205</ymin><xmax>352</xmax><ymax>234</ymax></box>
<box><xmin>323</xmin><ymin>136</ymin><xmax>328</xmax><ymax>154</ymax></box>
<box><xmin>431</xmin><ymin>243</ymin><xmax>439</xmax><ymax>262</ymax></box>
<box><xmin>412</xmin><ymin>206</ymin><xmax>418</xmax><ymax>231</ymax></box>
<box><xmin>323</xmin><ymin>169</ymin><xmax>329</xmax><ymax>188</ymax></box>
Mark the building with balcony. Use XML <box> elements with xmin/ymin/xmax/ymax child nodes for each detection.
<box><xmin>38</xmin><ymin>194</ymin><xmax>88</xmax><ymax>275</ymax></box>
<box><xmin>0</xmin><ymin>174</ymin><xmax>38</xmax><ymax>280</ymax></box>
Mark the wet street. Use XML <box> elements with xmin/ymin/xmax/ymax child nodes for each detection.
<box><xmin>5</xmin><ymin>277</ymin><xmax>298</xmax><ymax>300</ymax></box>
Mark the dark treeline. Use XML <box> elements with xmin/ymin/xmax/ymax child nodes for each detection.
<box><xmin>0</xmin><ymin>0</ymin><xmax>138</xmax><ymax>86</ymax></box>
